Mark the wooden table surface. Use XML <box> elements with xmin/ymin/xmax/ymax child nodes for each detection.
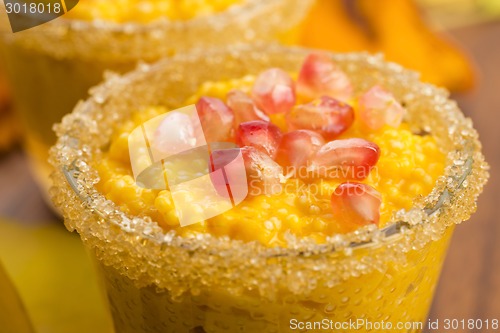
<box><xmin>0</xmin><ymin>21</ymin><xmax>499</xmax><ymax>332</ymax></box>
<box><xmin>425</xmin><ymin>21</ymin><xmax>500</xmax><ymax>328</ymax></box>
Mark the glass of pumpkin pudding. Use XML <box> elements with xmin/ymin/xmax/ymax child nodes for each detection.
<box><xmin>50</xmin><ymin>45</ymin><xmax>488</xmax><ymax>333</ymax></box>
<box><xmin>0</xmin><ymin>0</ymin><xmax>312</xmax><ymax>197</ymax></box>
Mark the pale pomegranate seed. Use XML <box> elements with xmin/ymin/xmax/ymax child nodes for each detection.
<box><xmin>286</xmin><ymin>96</ymin><xmax>354</xmax><ymax>140</ymax></box>
<box><xmin>275</xmin><ymin>130</ymin><xmax>325</xmax><ymax>175</ymax></box>
<box><xmin>309</xmin><ymin>138</ymin><xmax>380</xmax><ymax>180</ymax></box>
<box><xmin>196</xmin><ymin>96</ymin><xmax>235</xmax><ymax>142</ymax></box>
<box><xmin>331</xmin><ymin>182</ymin><xmax>381</xmax><ymax>227</ymax></box>
<box><xmin>297</xmin><ymin>52</ymin><xmax>353</xmax><ymax>102</ymax></box>
<box><xmin>251</xmin><ymin>68</ymin><xmax>296</xmax><ymax>115</ymax></box>
<box><xmin>226</xmin><ymin>89</ymin><xmax>270</xmax><ymax>125</ymax></box>
<box><xmin>153</xmin><ymin>111</ymin><xmax>197</xmax><ymax>155</ymax></box>
<box><xmin>235</xmin><ymin>120</ymin><xmax>283</xmax><ymax>158</ymax></box>
<box><xmin>241</xmin><ymin>146</ymin><xmax>283</xmax><ymax>196</ymax></box>
<box><xmin>358</xmin><ymin>85</ymin><xmax>406</xmax><ymax>130</ymax></box>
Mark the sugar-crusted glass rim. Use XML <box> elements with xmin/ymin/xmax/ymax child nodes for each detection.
<box><xmin>49</xmin><ymin>44</ymin><xmax>488</xmax><ymax>294</ymax></box>
<box><xmin>0</xmin><ymin>0</ymin><xmax>313</xmax><ymax>62</ymax></box>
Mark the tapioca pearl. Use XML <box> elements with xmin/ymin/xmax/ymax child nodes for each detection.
<box><xmin>206</xmin><ymin>217</ymin><xmax>234</xmax><ymax>237</ymax></box>
<box><xmin>364</xmin><ymin>174</ymin><xmax>381</xmax><ymax>188</ymax></box>
<box><xmin>411</xmin><ymin>167</ymin><xmax>427</xmax><ymax>179</ymax></box>
<box><xmin>423</xmin><ymin>174</ymin><xmax>435</xmax><ymax>186</ymax></box>
<box><xmin>414</xmin><ymin>151</ymin><xmax>426</xmax><ymax>163</ymax></box>
<box><xmin>324</xmin><ymin>303</ymin><xmax>336</xmax><ymax>314</ymax></box>
<box><xmin>428</xmin><ymin>162</ymin><xmax>444</xmax><ymax>175</ymax></box>
<box><xmin>309</xmin><ymin>205</ymin><xmax>321</xmax><ymax>215</ymax></box>
<box><xmin>396</xmin><ymin>195</ymin><xmax>413</xmax><ymax>209</ymax></box>
<box><xmin>108</xmin><ymin>132</ymin><xmax>131</xmax><ymax>164</ymax></box>
<box><xmin>311</xmin><ymin>218</ymin><xmax>328</xmax><ymax>233</ymax></box>
<box><xmin>308</xmin><ymin>233</ymin><xmax>327</xmax><ymax>244</ymax></box>
<box><xmin>423</xmin><ymin>139</ymin><xmax>440</xmax><ymax>153</ymax></box>
<box><xmin>276</xmin><ymin>208</ymin><xmax>288</xmax><ymax>215</ymax></box>
<box><xmin>398</xmin><ymin>158</ymin><xmax>414</xmax><ymax>178</ymax></box>
<box><xmin>300</xmin><ymin>310</ymin><xmax>316</xmax><ymax>321</ymax></box>
<box><xmin>343</xmin><ymin>311</ymin><xmax>353</xmax><ymax>319</ymax></box>
<box><xmin>389</xmin><ymin>138</ymin><xmax>405</xmax><ymax>151</ymax></box>
<box><xmin>284</xmin><ymin>214</ymin><xmax>301</xmax><ymax>231</ymax></box>
<box><xmin>154</xmin><ymin>193</ymin><xmax>175</xmax><ymax>216</ymax></box>
<box><xmin>231</xmin><ymin>218</ymin><xmax>276</xmax><ymax>244</ymax></box>
<box><xmin>406</xmin><ymin>183</ymin><xmax>423</xmax><ymax>196</ymax></box>
<box><xmin>264</xmin><ymin>218</ymin><xmax>278</xmax><ymax>232</ymax></box>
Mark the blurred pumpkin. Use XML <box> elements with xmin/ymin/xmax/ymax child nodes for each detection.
<box><xmin>300</xmin><ymin>0</ymin><xmax>475</xmax><ymax>92</ymax></box>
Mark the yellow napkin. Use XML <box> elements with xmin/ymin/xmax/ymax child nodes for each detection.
<box><xmin>0</xmin><ymin>219</ymin><xmax>113</xmax><ymax>333</ymax></box>
<box><xmin>0</xmin><ymin>262</ymin><xmax>34</xmax><ymax>333</ymax></box>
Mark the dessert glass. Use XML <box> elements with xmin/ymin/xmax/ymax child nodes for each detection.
<box><xmin>50</xmin><ymin>45</ymin><xmax>488</xmax><ymax>333</ymax></box>
<box><xmin>0</xmin><ymin>0</ymin><xmax>312</xmax><ymax>195</ymax></box>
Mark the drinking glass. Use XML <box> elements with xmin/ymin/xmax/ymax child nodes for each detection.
<box><xmin>0</xmin><ymin>0</ymin><xmax>313</xmax><ymax>195</ymax></box>
<box><xmin>50</xmin><ymin>45</ymin><xmax>488</xmax><ymax>333</ymax></box>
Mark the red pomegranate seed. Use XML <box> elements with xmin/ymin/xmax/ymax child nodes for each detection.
<box><xmin>235</xmin><ymin>120</ymin><xmax>283</xmax><ymax>158</ymax></box>
<box><xmin>309</xmin><ymin>138</ymin><xmax>380</xmax><ymax>180</ymax></box>
<box><xmin>331</xmin><ymin>182</ymin><xmax>381</xmax><ymax>227</ymax></box>
<box><xmin>358</xmin><ymin>85</ymin><xmax>406</xmax><ymax>130</ymax></box>
<box><xmin>241</xmin><ymin>146</ymin><xmax>283</xmax><ymax>196</ymax></box>
<box><xmin>226</xmin><ymin>89</ymin><xmax>270</xmax><ymax>125</ymax></box>
<box><xmin>209</xmin><ymin>148</ymin><xmax>248</xmax><ymax>202</ymax></box>
<box><xmin>275</xmin><ymin>130</ymin><xmax>325</xmax><ymax>174</ymax></box>
<box><xmin>297</xmin><ymin>52</ymin><xmax>353</xmax><ymax>102</ymax></box>
<box><xmin>196</xmin><ymin>96</ymin><xmax>235</xmax><ymax>142</ymax></box>
<box><xmin>251</xmin><ymin>68</ymin><xmax>296</xmax><ymax>115</ymax></box>
<box><xmin>286</xmin><ymin>96</ymin><xmax>354</xmax><ymax>140</ymax></box>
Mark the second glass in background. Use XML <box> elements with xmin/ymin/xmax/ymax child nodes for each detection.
<box><xmin>0</xmin><ymin>0</ymin><xmax>313</xmax><ymax>196</ymax></box>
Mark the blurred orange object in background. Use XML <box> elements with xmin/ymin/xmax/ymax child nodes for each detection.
<box><xmin>300</xmin><ymin>0</ymin><xmax>476</xmax><ymax>92</ymax></box>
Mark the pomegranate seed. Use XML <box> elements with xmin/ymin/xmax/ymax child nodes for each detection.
<box><xmin>226</xmin><ymin>89</ymin><xmax>270</xmax><ymax>125</ymax></box>
<box><xmin>235</xmin><ymin>120</ymin><xmax>283</xmax><ymax>158</ymax></box>
<box><xmin>331</xmin><ymin>182</ymin><xmax>381</xmax><ymax>227</ymax></box>
<box><xmin>286</xmin><ymin>96</ymin><xmax>354</xmax><ymax>140</ymax></box>
<box><xmin>275</xmin><ymin>130</ymin><xmax>325</xmax><ymax>175</ymax></box>
<box><xmin>297</xmin><ymin>53</ymin><xmax>353</xmax><ymax>102</ymax></box>
<box><xmin>241</xmin><ymin>146</ymin><xmax>283</xmax><ymax>196</ymax></box>
<box><xmin>251</xmin><ymin>68</ymin><xmax>296</xmax><ymax>115</ymax></box>
<box><xmin>209</xmin><ymin>148</ymin><xmax>248</xmax><ymax>202</ymax></box>
<box><xmin>309</xmin><ymin>138</ymin><xmax>380</xmax><ymax>180</ymax></box>
<box><xmin>153</xmin><ymin>111</ymin><xmax>197</xmax><ymax>155</ymax></box>
<box><xmin>358</xmin><ymin>85</ymin><xmax>406</xmax><ymax>130</ymax></box>
<box><xmin>196</xmin><ymin>96</ymin><xmax>235</xmax><ymax>142</ymax></box>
